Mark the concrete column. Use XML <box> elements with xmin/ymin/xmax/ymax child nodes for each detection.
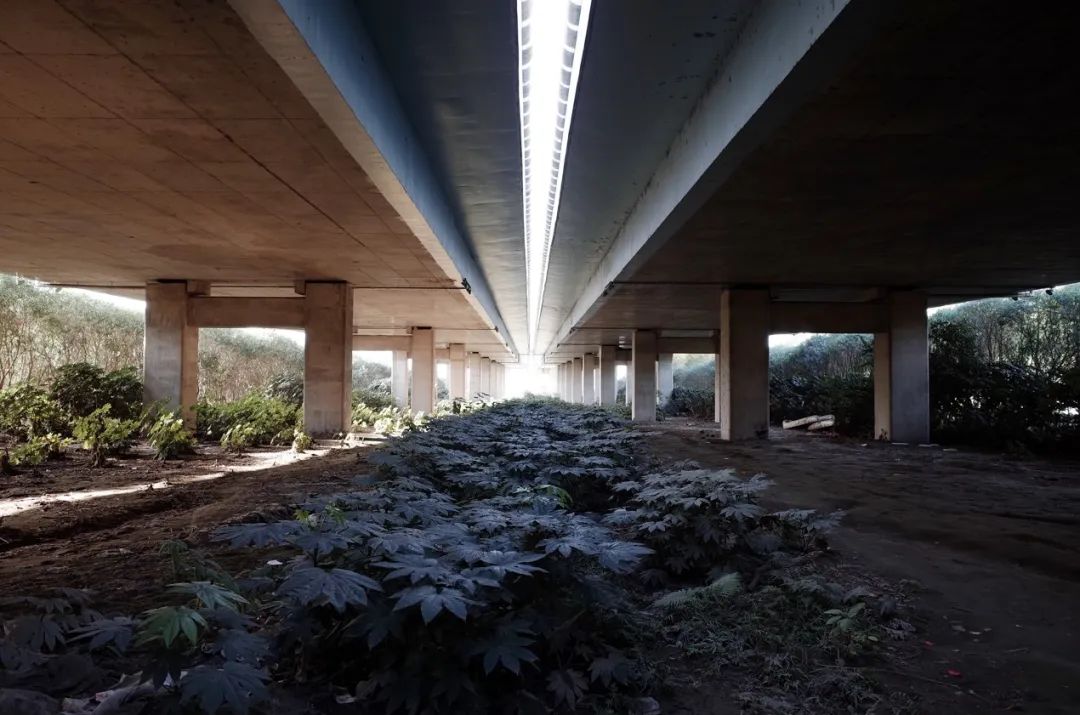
<box><xmin>391</xmin><ymin>350</ymin><xmax>409</xmax><ymax>408</ymax></box>
<box><xmin>558</xmin><ymin>362</ymin><xmax>567</xmax><ymax>400</ymax></box>
<box><xmin>874</xmin><ymin>291</ymin><xmax>929</xmax><ymax>443</ymax></box>
<box><xmin>632</xmin><ymin>330</ymin><xmax>658</xmax><ymax>421</ymax></box>
<box><xmin>657</xmin><ymin>353</ymin><xmax>674</xmax><ymax>406</ymax></box>
<box><xmin>479</xmin><ymin>357</ymin><xmax>491</xmax><ymax>398</ymax></box>
<box><xmin>468</xmin><ymin>352</ymin><xmax>482</xmax><ymax>399</ymax></box>
<box><xmin>716</xmin><ymin>288</ymin><xmax>770</xmax><ymax>440</ymax></box>
<box><xmin>570</xmin><ymin>357</ymin><xmax>584</xmax><ymax>403</ymax></box>
<box><xmin>582</xmin><ymin>354</ymin><xmax>597</xmax><ymax>405</ymax></box>
<box><xmin>493</xmin><ymin>363</ymin><xmax>503</xmax><ymax>399</ymax></box>
<box><xmin>144</xmin><ymin>282</ymin><xmax>199</xmax><ymax>428</ymax></box>
<box><xmin>598</xmin><ymin>346</ymin><xmax>617</xmax><ymax>406</ymax></box>
<box><xmin>625</xmin><ymin>361</ymin><xmax>634</xmax><ymax>405</ymax></box>
<box><xmin>448</xmin><ymin>343</ymin><xmax>466</xmax><ymax>401</ymax></box>
<box><xmin>410</xmin><ymin>328</ymin><xmax>435</xmax><ymax>413</ymax></box>
<box><xmin>304</xmin><ymin>282</ymin><xmax>353</xmax><ymax>435</ymax></box>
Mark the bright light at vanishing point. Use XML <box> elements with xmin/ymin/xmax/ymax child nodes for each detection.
<box><xmin>517</xmin><ymin>0</ymin><xmax>592</xmax><ymax>353</ymax></box>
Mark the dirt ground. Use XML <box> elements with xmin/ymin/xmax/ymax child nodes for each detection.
<box><xmin>0</xmin><ymin>441</ymin><xmax>373</xmax><ymax>611</ymax></box>
<box><xmin>2</xmin><ymin>427</ymin><xmax>1078</xmax><ymax>713</ymax></box>
<box><xmin>643</xmin><ymin>420</ymin><xmax>1080</xmax><ymax>714</ymax></box>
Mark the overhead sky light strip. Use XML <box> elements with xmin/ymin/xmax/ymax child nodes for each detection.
<box><xmin>517</xmin><ymin>0</ymin><xmax>593</xmax><ymax>353</ymax></box>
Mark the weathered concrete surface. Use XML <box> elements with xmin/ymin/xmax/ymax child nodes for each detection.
<box><xmin>598</xmin><ymin>346</ymin><xmax>617</xmax><ymax>407</ymax></box>
<box><xmin>449</xmin><ymin>343</ymin><xmax>466</xmax><ymax>401</ymax></box>
<box><xmin>391</xmin><ymin>350</ymin><xmax>409</xmax><ymax>408</ymax></box>
<box><xmin>632</xmin><ymin>331</ymin><xmax>658</xmax><ymax>421</ymax></box>
<box><xmin>303</xmin><ymin>282</ymin><xmax>352</xmax><ymax>435</ymax></box>
<box><xmin>874</xmin><ymin>292</ymin><xmax>930</xmax><ymax>443</ymax></box>
<box><xmin>410</xmin><ymin>328</ymin><xmax>435</xmax><ymax>413</ymax></box>
<box><xmin>657</xmin><ymin>353</ymin><xmax>674</xmax><ymax>406</ymax></box>
<box><xmin>570</xmin><ymin>357</ymin><xmax>584</xmax><ymax>404</ymax></box>
<box><xmin>582</xmin><ymin>354</ymin><xmax>597</xmax><ymax>405</ymax></box>
<box><xmin>144</xmin><ymin>283</ymin><xmax>198</xmax><ymax>428</ymax></box>
<box><xmin>716</xmin><ymin>289</ymin><xmax>769</xmax><ymax>440</ymax></box>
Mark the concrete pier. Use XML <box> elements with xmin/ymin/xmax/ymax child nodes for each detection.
<box><xmin>303</xmin><ymin>282</ymin><xmax>353</xmax><ymax>435</ymax></box>
<box><xmin>144</xmin><ymin>283</ymin><xmax>199</xmax><ymax>428</ymax></box>
<box><xmin>632</xmin><ymin>330</ymin><xmax>658</xmax><ymax>421</ymax></box>
<box><xmin>716</xmin><ymin>289</ymin><xmax>769</xmax><ymax>440</ymax></box>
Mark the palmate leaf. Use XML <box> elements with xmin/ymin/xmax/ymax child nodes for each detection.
<box><xmin>180</xmin><ymin>661</ymin><xmax>269</xmax><ymax>715</ymax></box>
<box><xmin>393</xmin><ymin>585</ymin><xmax>473</xmax><ymax>623</ymax></box>
<box><xmin>68</xmin><ymin>615</ymin><xmax>136</xmax><ymax>652</ymax></box>
<box><xmin>547</xmin><ymin>668</ymin><xmax>587</xmax><ymax>709</ymax></box>
<box><xmin>471</xmin><ymin>621</ymin><xmax>538</xmax><ymax>674</ymax></box>
<box><xmin>213</xmin><ymin>628</ymin><xmax>270</xmax><ymax>664</ymax></box>
<box><xmin>169</xmin><ymin>582</ymin><xmax>248</xmax><ymax>612</ymax></box>
<box><xmin>589</xmin><ymin>649</ymin><xmax>632</xmax><ymax>686</ymax></box>
<box><xmin>346</xmin><ymin>598</ymin><xmax>405</xmax><ymax>648</ymax></box>
<box><xmin>720</xmin><ymin>502</ymin><xmax>764</xmax><ymax>521</ymax></box>
<box><xmin>213</xmin><ymin>521</ymin><xmax>300</xmax><ymax>548</ymax></box>
<box><xmin>289</xmin><ymin>528</ymin><xmax>352</xmax><ymax>559</ymax></box>
<box><xmin>476</xmin><ymin>550</ymin><xmax>546</xmax><ymax>577</ymax></box>
<box><xmin>596</xmin><ymin>541</ymin><xmax>653</xmax><ymax>574</ymax></box>
<box><xmin>6</xmin><ymin>613</ymin><xmax>67</xmax><ymax>652</ymax></box>
<box><xmin>278</xmin><ymin>566</ymin><xmax>382</xmax><ymax>613</ymax></box>
<box><xmin>138</xmin><ymin>606</ymin><xmax>207</xmax><ymax>648</ymax></box>
<box><xmin>374</xmin><ymin>555</ymin><xmax>451</xmax><ymax>584</ymax></box>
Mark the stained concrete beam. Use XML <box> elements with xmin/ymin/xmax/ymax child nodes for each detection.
<box><xmin>231</xmin><ymin>0</ymin><xmax>517</xmax><ymax>358</ymax></box>
<box><xmin>188</xmin><ymin>297</ymin><xmax>305</xmax><ymax>329</ymax></box>
<box><xmin>548</xmin><ymin>0</ymin><xmax>878</xmax><ymax>354</ymax></box>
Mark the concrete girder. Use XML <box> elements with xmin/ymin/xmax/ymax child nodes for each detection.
<box><xmin>547</xmin><ymin>0</ymin><xmax>868</xmax><ymax>355</ymax></box>
<box><xmin>231</xmin><ymin>0</ymin><xmax>518</xmax><ymax>359</ymax></box>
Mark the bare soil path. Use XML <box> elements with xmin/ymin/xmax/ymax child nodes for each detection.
<box><xmin>0</xmin><ymin>442</ymin><xmax>374</xmax><ymax>612</ymax></box>
<box><xmin>644</xmin><ymin>420</ymin><xmax>1080</xmax><ymax>714</ymax></box>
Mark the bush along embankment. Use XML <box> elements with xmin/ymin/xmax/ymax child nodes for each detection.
<box><xmin>0</xmin><ymin>401</ymin><xmax>918</xmax><ymax>713</ymax></box>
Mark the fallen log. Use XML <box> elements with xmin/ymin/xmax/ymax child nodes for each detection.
<box><xmin>782</xmin><ymin>414</ymin><xmax>835</xmax><ymax>430</ymax></box>
<box><xmin>807</xmin><ymin>419</ymin><xmax>836</xmax><ymax>432</ymax></box>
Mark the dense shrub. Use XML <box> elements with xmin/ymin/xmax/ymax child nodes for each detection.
<box><xmin>353</xmin><ymin>386</ymin><xmax>394</xmax><ymax>410</ymax></box>
<box><xmin>262</xmin><ymin>371</ymin><xmax>304</xmax><ymax>406</ymax></box>
<box><xmin>148</xmin><ymin>411</ymin><xmax>197</xmax><ymax>460</ymax></box>
<box><xmin>196</xmin><ymin>393</ymin><xmax>300</xmax><ymax>446</ymax></box>
<box><xmin>661</xmin><ymin>386</ymin><xmax>714</xmax><ymax>419</ymax></box>
<box><xmin>72</xmin><ymin>404</ymin><xmax>138</xmax><ymax>466</ymax></box>
<box><xmin>0</xmin><ymin>383</ymin><xmax>69</xmax><ymax>440</ymax></box>
<box><xmin>49</xmin><ymin>362</ymin><xmax>143</xmax><ymax>420</ymax></box>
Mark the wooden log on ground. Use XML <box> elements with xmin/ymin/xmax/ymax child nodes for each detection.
<box><xmin>782</xmin><ymin>414</ymin><xmax>834</xmax><ymax>430</ymax></box>
<box><xmin>808</xmin><ymin>419</ymin><xmax>836</xmax><ymax>431</ymax></box>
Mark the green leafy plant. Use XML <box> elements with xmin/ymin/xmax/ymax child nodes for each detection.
<box><xmin>291</xmin><ymin>427</ymin><xmax>313</xmax><ymax>453</ymax></box>
<box><xmin>147</xmin><ymin>411</ymin><xmax>197</xmax><ymax>460</ymax></box>
<box><xmin>197</xmin><ymin>393</ymin><xmax>300</xmax><ymax>446</ymax></box>
<box><xmin>220</xmin><ymin>423</ymin><xmax>258</xmax><ymax>455</ymax></box>
<box><xmin>49</xmin><ymin>362</ymin><xmax>143</xmax><ymax>421</ymax></box>
<box><xmin>72</xmin><ymin>404</ymin><xmax>138</xmax><ymax>467</ymax></box>
<box><xmin>0</xmin><ymin>383</ymin><xmax>69</xmax><ymax>441</ymax></box>
<box><xmin>9</xmin><ymin>433</ymin><xmax>71</xmax><ymax>466</ymax></box>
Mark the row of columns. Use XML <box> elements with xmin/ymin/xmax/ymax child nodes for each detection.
<box><xmin>552</xmin><ymin>288</ymin><xmax>929</xmax><ymax>443</ymax></box>
<box><xmin>144</xmin><ymin>281</ymin><xmax>507</xmax><ymax>437</ymax></box>
<box><xmin>388</xmin><ymin>342</ymin><xmax>506</xmax><ymax>411</ymax></box>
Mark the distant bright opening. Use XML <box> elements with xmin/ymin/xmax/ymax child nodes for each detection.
<box><xmin>517</xmin><ymin>0</ymin><xmax>593</xmax><ymax>354</ymax></box>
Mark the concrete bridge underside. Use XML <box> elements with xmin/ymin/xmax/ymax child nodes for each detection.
<box><xmin>2</xmin><ymin>0</ymin><xmax>1078</xmax><ymax>441</ymax></box>
<box><xmin>546</xmin><ymin>0</ymin><xmax>1080</xmax><ymax>442</ymax></box>
<box><xmin>0</xmin><ymin>0</ymin><xmax>515</xmax><ymax>432</ymax></box>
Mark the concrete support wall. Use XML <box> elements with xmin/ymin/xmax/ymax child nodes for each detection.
<box><xmin>303</xmin><ymin>282</ymin><xmax>353</xmax><ymax>435</ymax></box>
<box><xmin>468</xmin><ymin>353</ymin><xmax>481</xmax><ymax>399</ymax></box>
<box><xmin>874</xmin><ymin>292</ymin><xmax>930</xmax><ymax>443</ymax></box>
<box><xmin>624</xmin><ymin>361</ymin><xmax>634</xmax><ymax>406</ymax></box>
<box><xmin>480</xmin><ymin>357</ymin><xmax>491</xmax><ymax>398</ymax></box>
<box><xmin>560</xmin><ymin>362</ymin><xmax>569</xmax><ymax>400</ymax></box>
<box><xmin>144</xmin><ymin>283</ymin><xmax>199</xmax><ymax>428</ymax></box>
<box><xmin>716</xmin><ymin>288</ymin><xmax>770</xmax><ymax>440</ymax></box>
<box><xmin>657</xmin><ymin>353</ymin><xmax>674</xmax><ymax>406</ymax></box>
<box><xmin>598</xmin><ymin>346</ymin><xmax>617</xmax><ymax>406</ymax></box>
<box><xmin>632</xmin><ymin>331</ymin><xmax>658</xmax><ymax>420</ymax></box>
<box><xmin>571</xmin><ymin>357</ymin><xmax>584</xmax><ymax>403</ymax></box>
<box><xmin>582</xmin><ymin>354</ymin><xmax>597</xmax><ymax>405</ymax></box>
<box><xmin>410</xmin><ymin>328</ymin><xmax>435</xmax><ymax>413</ymax></box>
<box><xmin>448</xmin><ymin>343</ymin><xmax>466</xmax><ymax>400</ymax></box>
<box><xmin>391</xmin><ymin>350</ymin><xmax>409</xmax><ymax>407</ymax></box>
